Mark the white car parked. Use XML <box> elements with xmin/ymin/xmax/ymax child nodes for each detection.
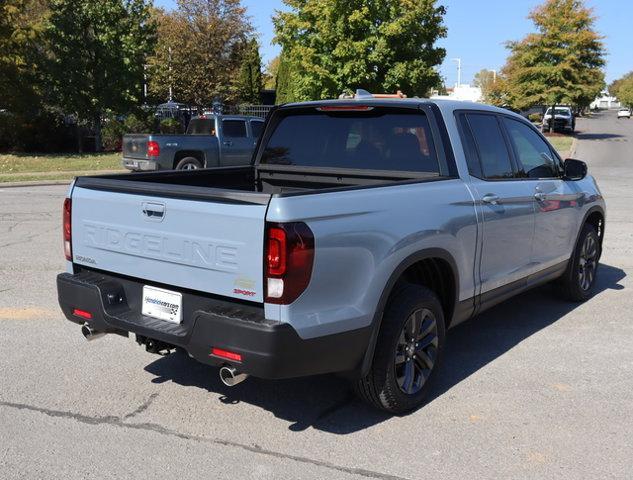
<box><xmin>617</xmin><ymin>108</ymin><xmax>631</xmax><ymax>119</ymax></box>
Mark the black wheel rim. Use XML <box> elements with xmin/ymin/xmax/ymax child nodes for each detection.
<box><xmin>578</xmin><ymin>234</ymin><xmax>598</xmax><ymax>291</ymax></box>
<box><xmin>395</xmin><ymin>308</ymin><xmax>439</xmax><ymax>395</ymax></box>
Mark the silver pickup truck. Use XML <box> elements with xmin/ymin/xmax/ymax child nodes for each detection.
<box><xmin>122</xmin><ymin>114</ymin><xmax>264</xmax><ymax>171</ymax></box>
<box><xmin>57</xmin><ymin>94</ymin><xmax>605</xmax><ymax>413</ymax></box>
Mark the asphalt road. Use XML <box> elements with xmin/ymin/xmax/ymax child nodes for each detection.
<box><xmin>1</xmin><ymin>111</ymin><xmax>631</xmax><ymax>479</ymax></box>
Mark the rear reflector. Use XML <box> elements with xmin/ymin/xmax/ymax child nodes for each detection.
<box><xmin>147</xmin><ymin>140</ymin><xmax>160</xmax><ymax>157</ymax></box>
<box><xmin>63</xmin><ymin>198</ymin><xmax>72</xmax><ymax>261</ymax></box>
<box><xmin>211</xmin><ymin>347</ymin><xmax>242</xmax><ymax>362</ymax></box>
<box><xmin>73</xmin><ymin>308</ymin><xmax>92</xmax><ymax>319</ymax></box>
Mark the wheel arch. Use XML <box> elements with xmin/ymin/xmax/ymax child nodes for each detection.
<box><xmin>173</xmin><ymin>150</ymin><xmax>205</xmax><ymax>169</ymax></box>
<box><xmin>578</xmin><ymin>205</ymin><xmax>605</xmax><ymax>258</ymax></box>
<box><xmin>359</xmin><ymin>248</ymin><xmax>461</xmax><ymax>377</ymax></box>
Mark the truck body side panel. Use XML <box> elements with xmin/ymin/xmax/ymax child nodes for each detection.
<box><xmin>266</xmin><ymin>178</ymin><xmax>478</xmax><ymax>339</ymax></box>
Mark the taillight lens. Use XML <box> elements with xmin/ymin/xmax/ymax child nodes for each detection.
<box><xmin>63</xmin><ymin>198</ymin><xmax>72</xmax><ymax>261</ymax></box>
<box><xmin>147</xmin><ymin>140</ymin><xmax>160</xmax><ymax>157</ymax></box>
<box><xmin>265</xmin><ymin>222</ymin><xmax>314</xmax><ymax>304</ymax></box>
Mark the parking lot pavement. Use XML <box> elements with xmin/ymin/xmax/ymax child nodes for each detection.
<box><xmin>1</xmin><ymin>111</ymin><xmax>632</xmax><ymax>479</ymax></box>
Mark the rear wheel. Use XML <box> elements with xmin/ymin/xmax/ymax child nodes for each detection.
<box><xmin>175</xmin><ymin>157</ymin><xmax>203</xmax><ymax>170</ymax></box>
<box><xmin>558</xmin><ymin>224</ymin><xmax>600</xmax><ymax>302</ymax></box>
<box><xmin>355</xmin><ymin>284</ymin><xmax>445</xmax><ymax>414</ymax></box>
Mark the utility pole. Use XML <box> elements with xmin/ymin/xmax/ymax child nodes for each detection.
<box><xmin>168</xmin><ymin>46</ymin><xmax>173</xmax><ymax>102</ymax></box>
<box><xmin>492</xmin><ymin>69</ymin><xmax>497</xmax><ymax>84</ymax></box>
<box><xmin>452</xmin><ymin>58</ymin><xmax>462</xmax><ymax>88</ymax></box>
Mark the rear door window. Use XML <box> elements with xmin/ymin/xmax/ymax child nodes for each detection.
<box><xmin>222</xmin><ymin>120</ymin><xmax>247</xmax><ymax>138</ymax></box>
<box><xmin>187</xmin><ymin>118</ymin><xmax>214</xmax><ymax>135</ymax></box>
<box><xmin>250</xmin><ymin>120</ymin><xmax>264</xmax><ymax>138</ymax></box>
<box><xmin>463</xmin><ymin>113</ymin><xmax>515</xmax><ymax>180</ymax></box>
<box><xmin>261</xmin><ymin>110</ymin><xmax>440</xmax><ymax>173</ymax></box>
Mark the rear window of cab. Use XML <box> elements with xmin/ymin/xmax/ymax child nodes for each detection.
<box><xmin>261</xmin><ymin>110</ymin><xmax>440</xmax><ymax>174</ymax></box>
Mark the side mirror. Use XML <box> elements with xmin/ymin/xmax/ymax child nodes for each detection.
<box><xmin>563</xmin><ymin>158</ymin><xmax>587</xmax><ymax>181</ymax></box>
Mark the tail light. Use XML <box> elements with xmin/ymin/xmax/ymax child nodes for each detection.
<box><xmin>265</xmin><ymin>222</ymin><xmax>314</xmax><ymax>304</ymax></box>
<box><xmin>63</xmin><ymin>198</ymin><xmax>72</xmax><ymax>261</ymax></box>
<box><xmin>147</xmin><ymin>140</ymin><xmax>160</xmax><ymax>157</ymax></box>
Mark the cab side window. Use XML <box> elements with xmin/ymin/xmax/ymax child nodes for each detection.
<box><xmin>462</xmin><ymin>113</ymin><xmax>515</xmax><ymax>180</ymax></box>
<box><xmin>222</xmin><ymin>120</ymin><xmax>247</xmax><ymax>138</ymax></box>
<box><xmin>503</xmin><ymin>117</ymin><xmax>559</xmax><ymax>178</ymax></box>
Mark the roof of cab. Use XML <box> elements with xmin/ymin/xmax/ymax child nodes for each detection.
<box><xmin>280</xmin><ymin>96</ymin><xmax>522</xmax><ymax>119</ymax></box>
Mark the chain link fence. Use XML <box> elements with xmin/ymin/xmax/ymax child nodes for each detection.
<box><xmin>223</xmin><ymin>104</ymin><xmax>274</xmax><ymax>118</ymax></box>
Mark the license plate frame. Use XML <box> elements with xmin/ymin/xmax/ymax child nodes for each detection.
<box><xmin>141</xmin><ymin>285</ymin><xmax>183</xmax><ymax>324</ymax></box>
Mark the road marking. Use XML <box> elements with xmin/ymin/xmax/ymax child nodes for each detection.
<box><xmin>0</xmin><ymin>307</ymin><xmax>55</xmax><ymax>320</ymax></box>
<box><xmin>551</xmin><ymin>383</ymin><xmax>572</xmax><ymax>392</ymax></box>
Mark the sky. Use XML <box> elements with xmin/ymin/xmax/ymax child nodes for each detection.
<box><xmin>155</xmin><ymin>0</ymin><xmax>631</xmax><ymax>86</ymax></box>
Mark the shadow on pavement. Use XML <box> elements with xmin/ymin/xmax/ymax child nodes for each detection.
<box><xmin>575</xmin><ymin>132</ymin><xmax>624</xmax><ymax>141</ymax></box>
<box><xmin>144</xmin><ymin>263</ymin><xmax>625</xmax><ymax>434</ymax></box>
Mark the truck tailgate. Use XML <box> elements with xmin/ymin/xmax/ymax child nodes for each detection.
<box><xmin>122</xmin><ymin>134</ymin><xmax>149</xmax><ymax>160</ymax></box>
<box><xmin>71</xmin><ymin>185</ymin><xmax>269</xmax><ymax>302</ymax></box>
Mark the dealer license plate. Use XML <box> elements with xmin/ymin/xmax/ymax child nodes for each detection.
<box><xmin>141</xmin><ymin>285</ymin><xmax>183</xmax><ymax>324</ymax></box>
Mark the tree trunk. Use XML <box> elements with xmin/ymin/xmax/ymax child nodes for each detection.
<box><xmin>76</xmin><ymin>122</ymin><xmax>83</xmax><ymax>153</ymax></box>
<box><xmin>548</xmin><ymin>103</ymin><xmax>556</xmax><ymax>133</ymax></box>
<box><xmin>94</xmin><ymin>112</ymin><xmax>102</xmax><ymax>152</ymax></box>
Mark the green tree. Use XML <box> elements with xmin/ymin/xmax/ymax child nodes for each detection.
<box><xmin>45</xmin><ymin>0</ymin><xmax>155</xmax><ymax>151</ymax></box>
<box><xmin>500</xmin><ymin>0</ymin><xmax>605</xmax><ymax>116</ymax></box>
<box><xmin>236</xmin><ymin>38</ymin><xmax>262</xmax><ymax>104</ymax></box>
<box><xmin>0</xmin><ymin>0</ymin><xmax>47</xmax><ymax>114</ymax></box>
<box><xmin>147</xmin><ymin>0</ymin><xmax>253</xmax><ymax>107</ymax></box>
<box><xmin>617</xmin><ymin>77</ymin><xmax>633</xmax><ymax>108</ymax></box>
<box><xmin>274</xmin><ymin>51</ymin><xmax>297</xmax><ymax>104</ymax></box>
<box><xmin>472</xmin><ymin>69</ymin><xmax>498</xmax><ymax>104</ymax></box>
<box><xmin>263</xmin><ymin>55</ymin><xmax>280</xmax><ymax>90</ymax></box>
<box><xmin>273</xmin><ymin>0</ymin><xmax>447</xmax><ymax>102</ymax></box>
<box><xmin>609</xmin><ymin>72</ymin><xmax>633</xmax><ymax>98</ymax></box>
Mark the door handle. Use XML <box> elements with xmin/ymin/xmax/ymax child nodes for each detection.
<box><xmin>482</xmin><ymin>194</ymin><xmax>500</xmax><ymax>205</ymax></box>
<box><xmin>223</xmin><ymin>141</ymin><xmax>233</xmax><ymax>147</ymax></box>
<box><xmin>534</xmin><ymin>192</ymin><xmax>547</xmax><ymax>201</ymax></box>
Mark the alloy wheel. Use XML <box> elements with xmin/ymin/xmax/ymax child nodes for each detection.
<box><xmin>395</xmin><ymin>308</ymin><xmax>439</xmax><ymax>395</ymax></box>
<box><xmin>578</xmin><ymin>234</ymin><xmax>598</xmax><ymax>291</ymax></box>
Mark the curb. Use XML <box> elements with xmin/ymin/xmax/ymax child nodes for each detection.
<box><xmin>568</xmin><ymin>137</ymin><xmax>578</xmax><ymax>158</ymax></box>
<box><xmin>0</xmin><ymin>179</ymin><xmax>73</xmax><ymax>188</ymax></box>
<box><xmin>0</xmin><ymin>169</ymin><xmax>124</xmax><ymax>188</ymax></box>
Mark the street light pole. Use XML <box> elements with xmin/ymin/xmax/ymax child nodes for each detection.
<box><xmin>452</xmin><ymin>58</ymin><xmax>462</xmax><ymax>88</ymax></box>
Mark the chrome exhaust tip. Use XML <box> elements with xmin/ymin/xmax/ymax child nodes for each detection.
<box><xmin>219</xmin><ymin>365</ymin><xmax>248</xmax><ymax>387</ymax></box>
<box><xmin>81</xmin><ymin>323</ymin><xmax>106</xmax><ymax>341</ymax></box>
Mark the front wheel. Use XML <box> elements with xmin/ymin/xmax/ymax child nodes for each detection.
<box><xmin>355</xmin><ymin>284</ymin><xmax>445</xmax><ymax>414</ymax></box>
<box><xmin>558</xmin><ymin>224</ymin><xmax>600</xmax><ymax>302</ymax></box>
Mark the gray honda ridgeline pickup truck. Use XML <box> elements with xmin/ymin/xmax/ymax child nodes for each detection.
<box><xmin>57</xmin><ymin>93</ymin><xmax>605</xmax><ymax>413</ymax></box>
<box><xmin>122</xmin><ymin>114</ymin><xmax>264</xmax><ymax>171</ymax></box>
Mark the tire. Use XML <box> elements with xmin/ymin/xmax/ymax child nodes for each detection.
<box><xmin>175</xmin><ymin>157</ymin><xmax>203</xmax><ymax>170</ymax></box>
<box><xmin>558</xmin><ymin>224</ymin><xmax>600</xmax><ymax>302</ymax></box>
<box><xmin>355</xmin><ymin>283</ymin><xmax>446</xmax><ymax>414</ymax></box>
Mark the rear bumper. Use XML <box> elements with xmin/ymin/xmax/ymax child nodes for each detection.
<box><xmin>57</xmin><ymin>269</ymin><xmax>370</xmax><ymax>379</ymax></box>
<box><xmin>122</xmin><ymin>157</ymin><xmax>160</xmax><ymax>171</ymax></box>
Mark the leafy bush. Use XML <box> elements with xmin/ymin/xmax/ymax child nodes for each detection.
<box><xmin>102</xmin><ymin>117</ymin><xmax>125</xmax><ymax>151</ymax></box>
<box><xmin>159</xmin><ymin>117</ymin><xmax>182</xmax><ymax>134</ymax></box>
<box><xmin>0</xmin><ymin>112</ymin><xmax>75</xmax><ymax>152</ymax></box>
<box><xmin>528</xmin><ymin>113</ymin><xmax>542</xmax><ymax>123</ymax></box>
<box><xmin>124</xmin><ymin>113</ymin><xmax>154</xmax><ymax>133</ymax></box>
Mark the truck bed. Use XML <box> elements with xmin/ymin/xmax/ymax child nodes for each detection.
<box><xmin>75</xmin><ymin>165</ymin><xmax>442</xmax><ymax>205</ymax></box>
